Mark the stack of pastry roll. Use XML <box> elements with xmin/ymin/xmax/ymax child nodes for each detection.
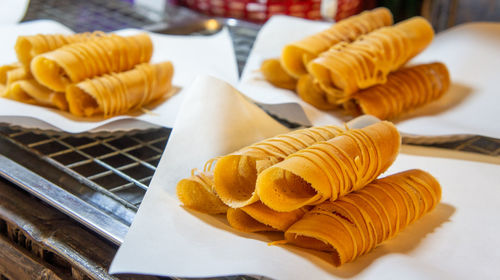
<box><xmin>177</xmin><ymin>120</ymin><xmax>442</xmax><ymax>266</ymax></box>
<box><xmin>1</xmin><ymin>31</ymin><xmax>174</xmax><ymax>117</ymax></box>
<box><xmin>261</xmin><ymin>7</ymin><xmax>450</xmax><ymax>120</ymax></box>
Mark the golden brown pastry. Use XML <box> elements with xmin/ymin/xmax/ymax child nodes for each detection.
<box><xmin>281</xmin><ymin>7</ymin><xmax>393</xmax><ymax>78</ymax></box>
<box><xmin>296</xmin><ymin>74</ymin><xmax>337</xmax><ymax>110</ymax></box>
<box><xmin>65</xmin><ymin>61</ymin><xmax>173</xmax><ymax>117</ymax></box>
<box><xmin>308</xmin><ymin>17</ymin><xmax>434</xmax><ymax>104</ymax></box>
<box><xmin>213</xmin><ymin>125</ymin><xmax>345</xmax><ymax>208</ymax></box>
<box><xmin>227</xmin><ymin>208</ymin><xmax>277</xmax><ymax>232</ymax></box>
<box><xmin>31</xmin><ymin>33</ymin><xmax>153</xmax><ymax>92</ymax></box>
<box><xmin>15</xmin><ymin>32</ymin><xmax>105</xmax><ymax>70</ymax></box>
<box><xmin>177</xmin><ymin>170</ymin><xmax>229</xmax><ymax>214</ymax></box>
<box><xmin>256</xmin><ymin>121</ymin><xmax>400</xmax><ymax>212</ymax></box>
<box><xmin>2</xmin><ymin>79</ymin><xmax>68</xmax><ymax>110</ymax></box>
<box><xmin>344</xmin><ymin>62</ymin><xmax>450</xmax><ymax>120</ymax></box>
<box><xmin>260</xmin><ymin>58</ymin><xmax>297</xmax><ymax>90</ymax></box>
<box><xmin>284</xmin><ymin>169</ymin><xmax>441</xmax><ymax>266</ymax></box>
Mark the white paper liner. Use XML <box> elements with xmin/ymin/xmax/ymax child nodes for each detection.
<box><xmin>110</xmin><ymin>75</ymin><xmax>500</xmax><ymax>279</ymax></box>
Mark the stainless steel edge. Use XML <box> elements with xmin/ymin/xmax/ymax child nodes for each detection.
<box><xmin>0</xmin><ymin>154</ymin><xmax>128</xmax><ymax>245</ymax></box>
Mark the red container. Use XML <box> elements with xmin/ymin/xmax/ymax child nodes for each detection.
<box><xmin>175</xmin><ymin>0</ymin><xmax>374</xmax><ymax>23</ymax></box>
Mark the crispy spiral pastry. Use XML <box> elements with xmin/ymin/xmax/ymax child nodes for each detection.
<box><xmin>15</xmin><ymin>32</ymin><xmax>106</xmax><ymax>69</ymax></box>
<box><xmin>227</xmin><ymin>201</ymin><xmax>310</xmax><ymax>232</ymax></box>
<box><xmin>260</xmin><ymin>58</ymin><xmax>297</xmax><ymax>90</ymax></box>
<box><xmin>281</xmin><ymin>7</ymin><xmax>393</xmax><ymax>78</ymax></box>
<box><xmin>284</xmin><ymin>169</ymin><xmax>441</xmax><ymax>266</ymax></box>
<box><xmin>256</xmin><ymin>121</ymin><xmax>400</xmax><ymax>212</ymax></box>
<box><xmin>344</xmin><ymin>62</ymin><xmax>451</xmax><ymax>120</ymax></box>
<box><xmin>308</xmin><ymin>17</ymin><xmax>434</xmax><ymax>104</ymax></box>
<box><xmin>31</xmin><ymin>33</ymin><xmax>153</xmax><ymax>92</ymax></box>
<box><xmin>0</xmin><ymin>63</ymin><xmax>25</xmax><ymax>88</ymax></box>
<box><xmin>2</xmin><ymin>79</ymin><xmax>67</xmax><ymax>110</ymax></box>
<box><xmin>66</xmin><ymin>61</ymin><xmax>173</xmax><ymax>117</ymax></box>
<box><xmin>296</xmin><ymin>74</ymin><xmax>337</xmax><ymax>110</ymax></box>
<box><xmin>213</xmin><ymin>125</ymin><xmax>345</xmax><ymax>208</ymax></box>
<box><xmin>177</xmin><ymin>170</ymin><xmax>229</xmax><ymax>214</ymax></box>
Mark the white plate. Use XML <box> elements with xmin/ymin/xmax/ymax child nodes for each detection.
<box><xmin>0</xmin><ymin>20</ymin><xmax>238</xmax><ymax>134</ymax></box>
<box><xmin>238</xmin><ymin>16</ymin><xmax>500</xmax><ymax>139</ymax></box>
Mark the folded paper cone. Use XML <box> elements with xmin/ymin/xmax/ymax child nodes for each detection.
<box><xmin>213</xmin><ymin>125</ymin><xmax>345</xmax><ymax>208</ymax></box>
<box><xmin>256</xmin><ymin>121</ymin><xmax>400</xmax><ymax>212</ymax></box>
<box><xmin>66</xmin><ymin>61</ymin><xmax>173</xmax><ymax>117</ymax></box>
<box><xmin>281</xmin><ymin>7</ymin><xmax>393</xmax><ymax>78</ymax></box>
<box><xmin>345</xmin><ymin>62</ymin><xmax>450</xmax><ymax>120</ymax></box>
<box><xmin>31</xmin><ymin>33</ymin><xmax>152</xmax><ymax>92</ymax></box>
<box><xmin>308</xmin><ymin>16</ymin><xmax>434</xmax><ymax>103</ymax></box>
<box><xmin>284</xmin><ymin>169</ymin><xmax>441</xmax><ymax>266</ymax></box>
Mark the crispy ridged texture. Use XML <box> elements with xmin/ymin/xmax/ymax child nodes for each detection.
<box><xmin>176</xmin><ymin>170</ymin><xmax>228</xmax><ymax>214</ymax></box>
<box><xmin>281</xmin><ymin>7</ymin><xmax>393</xmax><ymax>78</ymax></box>
<box><xmin>296</xmin><ymin>74</ymin><xmax>337</xmax><ymax>110</ymax></box>
<box><xmin>66</xmin><ymin>61</ymin><xmax>173</xmax><ymax>117</ymax></box>
<box><xmin>15</xmin><ymin>32</ymin><xmax>106</xmax><ymax>70</ymax></box>
<box><xmin>0</xmin><ymin>63</ymin><xmax>25</xmax><ymax>86</ymax></box>
<box><xmin>256</xmin><ymin>121</ymin><xmax>400</xmax><ymax>212</ymax></box>
<box><xmin>284</xmin><ymin>169</ymin><xmax>441</xmax><ymax>266</ymax></box>
<box><xmin>31</xmin><ymin>33</ymin><xmax>153</xmax><ymax>91</ymax></box>
<box><xmin>213</xmin><ymin>125</ymin><xmax>345</xmax><ymax>208</ymax></box>
<box><xmin>344</xmin><ymin>62</ymin><xmax>450</xmax><ymax>120</ymax></box>
<box><xmin>3</xmin><ymin>79</ymin><xmax>68</xmax><ymax>110</ymax></box>
<box><xmin>308</xmin><ymin>17</ymin><xmax>434</xmax><ymax>104</ymax></box>
<box><xmin>260</xmin><ymin>58</ymin><xmax>297</xmax><ymax>90</ymax></box>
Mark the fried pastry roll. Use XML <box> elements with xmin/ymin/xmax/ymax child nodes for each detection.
<box><xmin>15</xmin><ymin>32</ymin><xmax>105</xmax><ymax>69</ymax></box>
<box><xmin>227</xmin><ymin>208</ymin><xmax>277</xmax><ymax>232</ymax></box>
<box><xmin>344</xmin><ymin>62</ymin><xmax>450</xmax><ymax>120</ymax></box>
<box><xmin>308</xmin><ymin>17</ymin><xmax>434</xmax><ymax>103</ymax></box>
<box><xmin>66</xmin><ymin>61</ymin><xmax>173</xmax><ymax>117</ymax></box>
<box><xmin>31</xmin><ymin>33</ymin><xmax>153</xmax><ymax>91</ymax></box>
<box><xmin>296</xmin><ymin>74</ymin><xmax>337</xmax><ymax>110</ymax></box>
<box><xmin>281</xmin><ymin>7</ymin><xmax>393</xmax><ymax>78</ymax></box>
<box><xmin>213</xmin><ymin>125</ymin><xmax>345</xmax><ymax>208</ymax></box>
<box><xmin>2</xmin><ymin>79</ymin><xmax>68</xmax><ymax>110</ymax></box>
<box><xmin>260</xmin><ymin>58</ymin><xmax>297</xmax><ymax>90</ymax></box>
<box><xmin>284</xmin><ymin>169</ymin><xmax>441</xmax><ymax>266</ymax></box>
<box><xmin>256</xmin><ymin>121</ymin><xmax>400</xmax><ymax>212</ymax></box>
<box><xmin>177</xmin><ymin>170</ymin><xmax>228</xmax><ymax>214</ymax></box>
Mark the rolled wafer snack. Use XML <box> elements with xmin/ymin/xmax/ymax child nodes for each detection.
<box><xmin>296</xmin><ymin>74</ymin><xmax>337</xmax><ymax>110</ymax></box>
<box><xmin>66</xmin><ymin>61</ymin><xmax>173</xmax><ymax>117</ymax></box>
<box><xmin>281</xmin><ymin>7</ymin><xmax>393</xmax><ymax>78</ymax></box>
<box><xmin>256</xmin><ymin>121</ymin><xmax>400</xmax><ymax>212</ymax></box>
<box><xmin>284</xmin><ymin>169</ymin><xmax>441</xmax><ymax>266</ymax></box>
<box><xmin>213</xmin><ymin>125</ymin><xmax>345</xmax><ymax>208</ymax></box>
<box><xmin>2</xmin><ymin>79</ymin><xmax>68</xmax><ymax>110</ymax></box>
<box><xmin>260</xmin><ymin>58</ymin><xmax>297</xmax><ymax>90</ymax></box>
<box><xmin>31</xmin><ymin>33</ymin><xmax>153</xmax><ymax>91</ymax></box>
<box><xmin>344</xmin><ymin>62</ymin><xmax>450</xmax><ymax>120</ymax></box>
<box><xmin>15</xmin><ymin>32</ymin><xmax>105</xmax><ymax>69</ymax></box>
<box><xmin>0</xmin><ymin>63</ymin><xmax>24</xmax><ymax>87</ymax></box>
<box><xmin>308</xmin><ymin>17</ymin><xmax>434</xmax><ymax>104</ymax></box>
<box><xmin>177</xmin><ymin>170</ymin><xmax>228</xmax><ymax>214</ymax></box>
<box><xmin>229</xmin><ymin>201</ymin><xmax>310</xmax><ymax>232</ymax></box>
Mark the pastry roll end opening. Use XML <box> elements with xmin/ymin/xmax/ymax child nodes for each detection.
<box><xmin>14</xmin><ymin>37</ymin><xmax>33</xmax><ymax>68</ymax></box>
<box><xmin>176</xmin><ymin>176</ymin><xmax>228</xmax><ymax>215</ymax></box>
<box><xmin>31</xmin><ymin>56</ymin><xmax>72</xmax><ymax>92</ymax></box>
<box><xmin>213</xmin><ymin>155</ymin><xmax>260</xmax><ymax>208</ymax></box>
<box><xmin>307</xmin><ymin>61</ymin><xmax>347</xmax><ymax>102</ymax></box>
<box><xmin>256</xmin><ymin>166</ymin><xmax>321</xmax><ymax>212</ymax></box>
<box><xmin>281</xmin><ymin>46</ymin><xmax>310</xmax><ymax>79</ymax></box>
<box><xmin>66</xmin><ymin>84</ymin><xmax>100</xmax><ymax>117</ymax></box>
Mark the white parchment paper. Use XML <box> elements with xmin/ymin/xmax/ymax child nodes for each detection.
<box><xmin>0</xmin><ymin>20</ymin><xmax>238</xmax><ymax>133</ymax></box>
<box><xmin>238</xmin><ymin>16</ymin><xmax>500</xmax><ymax>138</ymax></box>
<box><xmin>110</xmin><ymin>75</ymin><xmax>500</xmax><ymax>280</ymax></box>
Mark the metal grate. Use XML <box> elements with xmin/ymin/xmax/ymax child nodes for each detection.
<box><xmin>0</xmin><ymin>126</ymin><xmax>170</xmax><ymax>211</ymax></box>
